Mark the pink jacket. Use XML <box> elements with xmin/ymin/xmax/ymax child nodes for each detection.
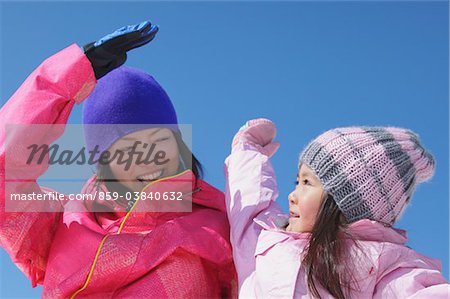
<box><xmin>0</xmin><ymin>44</ymin><xmax>237</xmax><ymax>298</ymax></box>
<box><xmin>224</xmin><ymin>141</ymin><xmax>449</xmax><ymax>298</ymax></box>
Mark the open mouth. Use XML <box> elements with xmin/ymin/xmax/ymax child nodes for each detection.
<box><xmin>136</xmin><ymin>169</ymin><xmax>164</xmax><ymax>183</ymax></box>
<box><xmin>289</xmin><ymin>211</ymin><xmax>300</xmax><ymax>219</ymax></box>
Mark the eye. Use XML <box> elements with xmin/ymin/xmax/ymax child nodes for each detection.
<box><xmin>294</xmin><ymin>180</ymin><xmax>299</xmax><ymax>186</ymax></box>
<box><xmin>155</xmin><ymin>136</ymin><xmax>170</xmax><ymax>142</ymax></box>
<box><xmin>117</xmin><ymin>146</ymin><xmax>133</xmax><ymax>153</ymax></box>
<box><xmin>302</xmin><ymin>179</ymin><xmax>311</xmax><ymax>185</ymax></box>
<box><xmin>156</xmin><ymin>137</ymin><xmax>170</xmax><ymax>142</ymax></box>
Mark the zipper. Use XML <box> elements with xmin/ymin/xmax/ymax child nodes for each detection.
<box><xmin>117</xmin><ymin>170</ymin><xmax>194</xmax><ymax>234</ymax></box>
<box><xmin>70</xmin><ymin>170</ymin><xmax>196</xmax><ymax>298</ymax></box>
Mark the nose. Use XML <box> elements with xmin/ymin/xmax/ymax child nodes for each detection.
<box><xmin>288</xmin><ymin>192</ymin><xmax>297</xmax><ymax>205</ymax></box>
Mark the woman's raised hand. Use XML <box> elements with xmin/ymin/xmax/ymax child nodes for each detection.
<box><xmin>84</xmin><ymin>20</ymin><xmax>159</xmax><ymax>79</ymax></box>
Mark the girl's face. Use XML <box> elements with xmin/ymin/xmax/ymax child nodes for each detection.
<box><xmin>286</xmin><ymin>164</ymin><xmax>326</xmax><ymax>233</ymax></box>
<box><xmin>107</xmin><ymin>128</ymin><xmax>180</xmax><ymax>192</ymax></box>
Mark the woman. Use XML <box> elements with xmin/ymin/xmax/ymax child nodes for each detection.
<box><xmin>0</xmin><ymin>21</ymin><xmax>237</xmax><ymax>298</ymax></box>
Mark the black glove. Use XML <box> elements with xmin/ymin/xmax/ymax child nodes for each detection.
<box><xmin>84</xmin><ymin>20</ymin><xmax>159</xmax><ymax>79</ymax></box>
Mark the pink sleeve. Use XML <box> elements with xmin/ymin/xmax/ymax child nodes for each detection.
<box><xmin>373</xmin><ymin>250</ymin><xmax>450</xmax><ymax>298</ymax></box>
<box><xmin>374</xmin><ymin>267</ymin><xmax>449</xmax><ymax>298</ymax></box>
<box><xmin>224</xmin><ymin>142</ymin><xmax>282</xmax><ymax>289</ymax></box>
<box><xmin>0</xmin><ymin>44</ymin><xmax>96</xmax><ymax>287</ymax></box>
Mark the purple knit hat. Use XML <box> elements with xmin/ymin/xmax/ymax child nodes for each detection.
<box><xmin>82</xmin><ymin>66</ymin><xmax>178</xmax><ymax>162</ymax></box>
<box><xmin>299</xmin><ymin>127</ymin><xmax>435</xmax><ymax>226</ymax></box>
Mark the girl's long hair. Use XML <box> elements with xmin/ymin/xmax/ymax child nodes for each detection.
<box><xmin>93</xmin><ymin>130</ymin><xmax>203</xmax><ymax>201</ymax></box>
<box><xmin>302</xmin><ymin>194</ymin><xmax>360</xmax><ymax>299</ymax></box>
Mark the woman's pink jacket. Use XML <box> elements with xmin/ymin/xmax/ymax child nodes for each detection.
<box><xmin>0</xmin><ymin>44</ymin><xmax>237</xmax><ymax>298</ymax></box>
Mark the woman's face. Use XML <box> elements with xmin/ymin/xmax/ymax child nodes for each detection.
<box><xmin>107</xmin><ymin>128</ymin><xmax>180</xmax><ymax>192</ymax></box>
<box><xmin>286</xmin><ymin>164</ymin><xmax>326</xmax><ymax>233</ymax></box>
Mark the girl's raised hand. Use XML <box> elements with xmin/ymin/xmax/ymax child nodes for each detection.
<box><xmin>232</xmin><ymin>118</ymin><xmax>280</xmax><ymax>157</ymax></box>
<box><xmin>83</xmin><ymin>20</ymin><xmax>159</xmax><ymax>79</ymax></box>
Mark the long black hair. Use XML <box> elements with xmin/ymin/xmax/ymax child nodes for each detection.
<box><xmin>301</xmin><ymin>194</ymin><xmax>361</xmax><ymax>299</ymax></box>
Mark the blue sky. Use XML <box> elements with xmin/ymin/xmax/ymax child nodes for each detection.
<box><xmin>1</xmin><ymin>1</ymin><xmax>448</xmax><ymax>297</ymax></box>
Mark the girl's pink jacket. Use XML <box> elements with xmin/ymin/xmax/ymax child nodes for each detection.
<box><xmin>224</xmin><ymin>141</ymin><xmax>449</xmax><ymax>298</ymax></box>
<box><xmin>0</xmin><ymin>45</ymin><xmax>237</xmax><ymax>298</ymax></box>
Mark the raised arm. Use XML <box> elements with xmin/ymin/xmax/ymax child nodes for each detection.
<box><xmin>224</xmin><ymin>118</ymin><xmax>283</xmax><ymax>292</ymax></box>
<box><xmin>0</xmin><ymin>20</ymin><xmax>159</xmax><ymax>287</ymax></box>
<box><xmin>0</xmin><ymin>43</ymin><xmax>96</xmax><ymax>287</ymax></box>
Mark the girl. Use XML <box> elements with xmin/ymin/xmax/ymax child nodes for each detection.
<box><xmin>0</xmin><ymin>21</ymin><xmax>236</xmax><ymax>298</ymax></box>
<box><xmin>225</xmin><ymin>118</ymin><xmax>449</xmax><ymax>298</ymax></box>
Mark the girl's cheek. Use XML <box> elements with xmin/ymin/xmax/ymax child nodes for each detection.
<box><xmin>299</xmin><ymin>206</ymin><xmax>314</xmax><ymax>219</ymax></box>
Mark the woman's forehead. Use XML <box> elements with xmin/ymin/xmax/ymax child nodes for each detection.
<box><xmin>109</xmin><ymin>128</ymin><xmax>172</xmax><ymax>150</ymax></box>
<box><xmin>121</xmin><ymin>127</ymin><xmax>169</xmax><ymax>140</ymax></box>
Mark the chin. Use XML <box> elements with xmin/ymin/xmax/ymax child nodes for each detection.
<box><xmin>286</xmin><ymin>224</ymin><xmax>311</xmax><ymax>233</ymax></box>
<box><xmin>286</xmin><ymin>225</ymin><xmax>299</xmax><ymax>233</ymax></box>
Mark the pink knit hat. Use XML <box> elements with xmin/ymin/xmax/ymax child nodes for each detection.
<box><xmin>299</xmin><ymin>127</ymin><xmax>435</xmax><ymax>226</ymax></box>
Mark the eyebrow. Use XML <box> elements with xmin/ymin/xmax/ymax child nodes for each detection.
<box><xmin>120</xmin><ymin>128</ymin><xmax>163</xmax><ymax>141</ymax></box>
<box><xmin>298</xmin><ymin>172</ymin><xmax>317</xmax><ymax>182</ymax></box>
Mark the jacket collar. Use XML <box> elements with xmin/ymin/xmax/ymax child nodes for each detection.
<box><xmin>344</xmin><ymin>219</ymin><xmax>407</xmax><ymax>245</ymax></box>
<box><xmin>63</xmin><ymin>169</ymin><xmax>225</xmax><ymax>233</ymax></box>
<box><xmin>254</xmin><ymin>213</ymin><xmax>408</xmax><ymax>245</ymax></box>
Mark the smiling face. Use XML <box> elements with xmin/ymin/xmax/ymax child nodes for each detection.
<box><xmin>286</xmin><ymin>164</ymin><xmax>326</xmax><ymax>233</ymax></box>
<box><xmin>107</xmin><ymin>128</ymin><xmax>180</xmax><ymax>193</ymax></box>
